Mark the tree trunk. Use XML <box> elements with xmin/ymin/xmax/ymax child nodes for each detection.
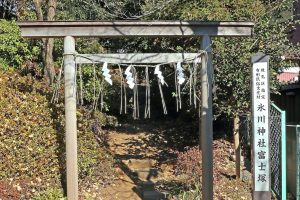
<box><xmin>16</xmin><ymin>0</ymin><xmax>26</xmax><ymax>19</ymax></box>
<box><xmin>33</xmin><ymin>0</ymin><xmax>43</xmax><ymax>20</ymax></box>
<box><xmin>33</xmin><ymin>0</ymin><xmax>57</xmax><ymax>85</ymax></box>
<box><xmin>234</xmin><ymin>115</ymin><xmax>241</xmax><ymax>179</ymax></box>
<box><xmin>33</xmin><ymin>0</ymin><xmax>46</xmax><ymax>75</ymax></box>
<box><xmin>45</xmin><ymin>0</ymin><xmax>57</xmax><ymax>85</ymax></box>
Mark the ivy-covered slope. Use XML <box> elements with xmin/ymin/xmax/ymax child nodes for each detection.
<box><xmin>0</xmin><ymin>69</ymin><xmax>116</xmax><ymax>198</ymax></box>
<box><xmin>0</xmin><ymin>70</ymin><xmax>60</xmax><ymax>183</ymax></box>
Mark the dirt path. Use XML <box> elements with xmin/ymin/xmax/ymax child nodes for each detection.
<box><xmin>99</xmin><ymin>120</ymin><xmax>252</xmax><ymax>200</ymax></box>
<box><xmin>100</xmin><ymin>122</ymin><xmax>175</xmax><ymax>200</ymax></box>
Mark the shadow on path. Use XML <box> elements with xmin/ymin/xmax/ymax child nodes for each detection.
<box><xmin>116</xmin><ymin>158</ymin><xmax>166</xmax><ymax>200</ymax></box>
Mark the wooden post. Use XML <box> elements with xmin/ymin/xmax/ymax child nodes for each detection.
<box><xmin>234</xmin><ymin>115</ymin><xmax>241</xmax><ymax>179</ymax></box>
<box><xmin>64</xmin><ymin>36</ymin><xmax>78</xmax><ymax>200</ymax></box>
<box><xmin>201</xmin><ymin>35</ymin><xmax>213</xmax><ymax>200</ymax></box>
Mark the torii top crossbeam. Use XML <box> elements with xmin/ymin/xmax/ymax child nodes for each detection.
<box><xmin>17</xmin><ymin>20</ymin><xmax>254</xmax><ymax>38</ymax></box>
<box><xmin>17</xmin><ymin>20</ymin><xmax>254</xmax><ymax>200</ymax></box>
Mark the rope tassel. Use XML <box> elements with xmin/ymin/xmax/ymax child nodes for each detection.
<box><xmin>119</xmin><ymin>65</ymin><xmax>127</xmax><ymax>114</ymax></box>
<box><xmin>193</xmin><ymin>60</ymin><xmax>198</xmax><ymax>108</ymax></box>
<box><xmin>144</xmin><ymin>66</ymin><xmax>151</xmax><ymax>119</ymax></box>
<box><xmin>158</xmin><ymin>78</ymin><xmax>167</xmax><ymax>115</ymax></box>
<box><xmin>189</xmin><ymin>64</ymin><xmax>193</xmax><ymax>106</ymax></box>
<box><xmin>92</xmin><ymin>61</ymin><xmax>97</xmax><ymax>110</ymax></box>
<box><xmin>174</xmin><ymin>62</ymin><xmax>185</xmax><ymax>111</ymax></box>
<box><xmin>79</xmin><ymin>64</ymin><xmax>84</xmax><ymax>105</ymax></box>
<box><xmin>125</xmin><ymin>66</ymin><xmax>139</xmax><ymax>119</ymax></box>
<box><xmin>51</xmin><ymin>57</ymin><xmax>64</xmax><ymax>104</ymax></box>
<box><xmin>133</xmin><ymin>69</ymin><xmax>139</xmax><ymax>119</ymax></box>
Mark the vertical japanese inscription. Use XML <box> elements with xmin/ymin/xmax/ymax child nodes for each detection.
<box><xmin>252</xmin><ymin>61</ymin><xmax>270</xmax><ymax>192</ymax></box>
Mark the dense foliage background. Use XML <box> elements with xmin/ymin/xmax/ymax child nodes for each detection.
<box><xmin>1</xmin><ymin>0</ymin><xmax>297</xmax><ymax>118</ymax></box>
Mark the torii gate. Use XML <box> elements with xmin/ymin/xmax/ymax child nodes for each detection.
<box><xmin>18</xmin><ymin>21</ymin><xmax>254</xmax><ymax>200</ymax></box>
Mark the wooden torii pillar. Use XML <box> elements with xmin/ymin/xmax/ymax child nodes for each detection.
<box><xmin>18</xmin><ymin>21</ymin><xmax>254</xmax><ymax>200</ymax></box>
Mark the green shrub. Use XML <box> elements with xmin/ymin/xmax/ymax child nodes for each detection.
<box><xmin>177</xmin><ymin>185</ymin><xmax>201</xmax><ymax>200</ymax></box>
<box><xmin>32</xmin><ymin>188</ymin><xmax>65</xmax><ymax>200</ymax></box>
<box><xmin>172</xmin><ymin>147</ymin><xmax>202</xmax><ymax>200</ymax></box>
<box><xmin>174</xmin><ymin>147</ymin><xmax>201</xmax><ymax>187</ymax></box>
<box><xmin>0</xmin><ymin>181</ymin><xmax>21</xmax><ymax>200</ymax></box>
<box><xmin>51</xmin><ymin>104</ymin><xmax>116</xmax><ymax>185</ymax></box>
<box><xmin>0</xmin><ymin>20</ymin><xmax>39</xmax><ymax>69</ymax></box>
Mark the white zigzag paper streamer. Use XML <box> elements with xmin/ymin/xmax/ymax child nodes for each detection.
<box><xmin>125</xmin><ymin>66</ymin><xmax>135</xmax><ymax>89</ymax></box>
<box><xmin>102</xmin><ymin>62</ymin><xmax>112</xmax><ymax>85</ymax></box>
<box><xmin>176</xmin><ymin>62</ymin><xmax>185</xmax><ymax>85</ymax></box>
<box><xmin>154</xmin><ymin>65</ymin><xmax>166</xmax><ymax>85</ymax></box>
